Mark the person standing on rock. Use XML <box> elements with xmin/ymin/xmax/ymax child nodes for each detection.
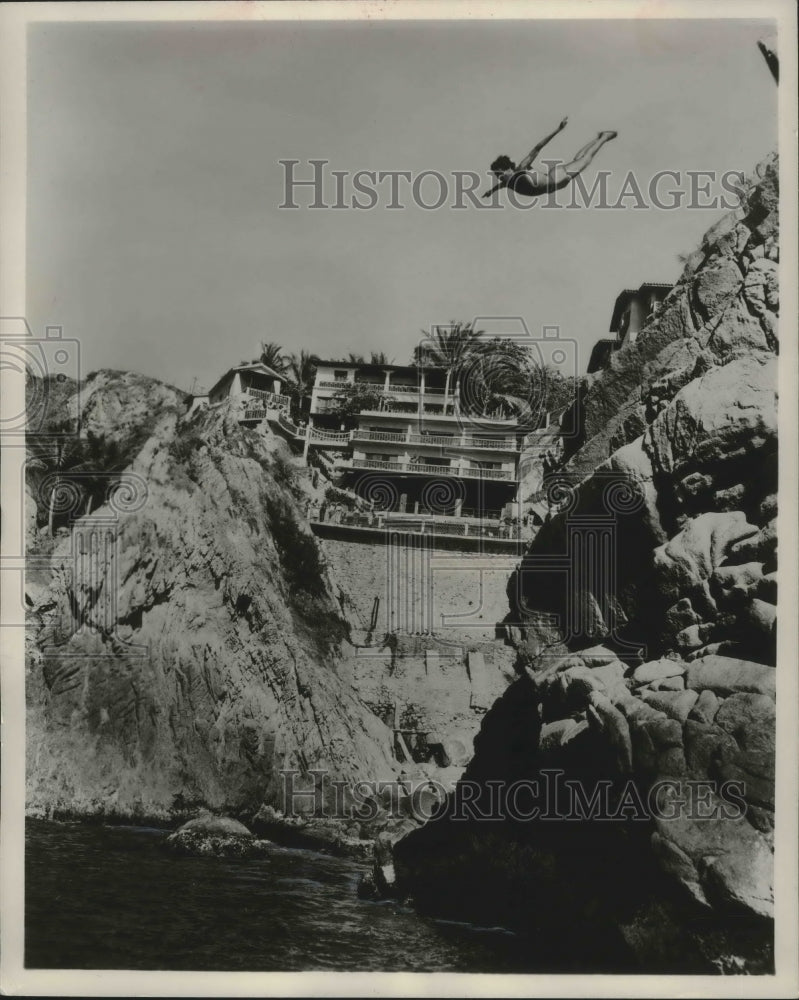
<box><xmin>483</xmin><ymin>117</ymin><xmax>617</xmax><ymax>199</ymax></box>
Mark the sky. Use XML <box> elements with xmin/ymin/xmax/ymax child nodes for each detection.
<box><xmin>26</xmin><ymin>16</ymin><xmax>777</xmax><ymax>392</ymax></box>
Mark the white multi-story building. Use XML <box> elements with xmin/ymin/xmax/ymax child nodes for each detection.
<box><xmin>309</xmin><ymin>361</ymin><xmax>521</xmax><ymax>518</ymax></box>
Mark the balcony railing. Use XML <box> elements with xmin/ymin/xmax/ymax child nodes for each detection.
<box><xmin>343</xmin><ymin>457</ymin><xmax>514</xmax><ymax>481</ymax></box>
<box><xmin>316</xmin><ymin>380</ymin><xmax>447</xmax><ymax>396</ymax></box>
<box><xmin>351</xmin><ymin>429</ymin><xmax>518</xmax><ymax>451</ymax></box>
<box><xmin>357</xmin><ymin>405</ymin><xmax>459</xmax><ymax>418</ymax></box>
<box><xmin>407</xmin><ymin>432</ymin><xmax>517</xmax><ymax>451</ymax></box>
<box><xmin>354</xmin><ymin>429</ymin><xmax>408</xmax><ymax>443</ymax></box>
<box><xmin>246</xmin><ymin>387</ymin><xmax>292</xmax><ymax>409</ymax></box>
<box><xmin>308</xmin><ymin>427</ymin><xmax>351</xmax><ymax>444</ymax></box>
<box><xmin>276</xmin><ymin>412</ymin><xmax>302</xmax><ymax>437</ymax></box>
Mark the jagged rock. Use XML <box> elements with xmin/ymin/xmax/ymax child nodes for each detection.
<box><xmin>26</xmin><ymin>378</ymin><xmax>400</xmax><ymax>819</ymax></box>
<box><xmin>643</xmin><ymin>356</ymin><xmax>777</xmax><ymax>486</ymax></box>
<box><xmin>675</xmin><ymin>622</ymin><xmax>716</xmax><ymax>653</ymax></box>
<box><xmin>652</xmin><ymin>512</ymin><xmax>760</xmax><ymax>614</ymax></box>
<box><xmin>713</xmin><ymin>484</ymin><xmax>748</xmax><ymax>511</ymax></box>
<box><xmin>664</xmin><ymin>597</ymin><xmax>701</xmax><ymax>634</ymax></box>
<box><xmin>742</xmin><ymin>258</ymin><xmax>779</xmax><ymax>348</ymax></box>
<box><xmin>686</xmin><ymin>655</ymin><xmax>776</xmax><ymax>697</ymax></box>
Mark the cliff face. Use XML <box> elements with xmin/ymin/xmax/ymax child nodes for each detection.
<box><xmin>393</xmin><ymin>155</ymin><xmax>779</xmax><ymax>972</ymax></box>
<box><xmin>26</xmin><ymin>381</ymin><xmax>397</xmax><ymax>821</ymax></box>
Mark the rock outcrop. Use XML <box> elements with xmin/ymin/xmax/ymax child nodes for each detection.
<box><xmin>26</xmin><ymin>386</ymin><xmax>399</xmax><ymax>822</ymax></box>
<box><xmin>390</xmin><ymin>154</ymin><xmax>779</xmax><ymax>972</ymax></box>
<box><xmin>165</xmin><ymin>812</ymin><xmax>272</xmax><ymax>857</ymax></box>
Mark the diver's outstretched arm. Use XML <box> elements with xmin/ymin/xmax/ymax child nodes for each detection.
<box><xmin>518</xmin><ymin>116</ymin><xmax>568</xmax><ymax>170</ymax></box>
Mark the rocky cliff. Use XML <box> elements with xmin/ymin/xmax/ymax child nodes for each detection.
<box><xmin>391</xmin><ymin>154</ymin><xmax>779</xmax><ymax>972</ymax></box>
<box><xmin>26</xmin><ymin>376</ymin><xmax>398</xmax><ymax>824</ymax></box>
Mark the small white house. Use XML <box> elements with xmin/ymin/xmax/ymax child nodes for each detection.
<box><xmin>208</xmin><ymin>362</ymin><xmax>285</xmax><ymax>405</ymax></box>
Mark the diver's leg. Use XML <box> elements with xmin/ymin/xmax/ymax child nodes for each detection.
<box><xmin>545</xmin><ymin>131</ymin><xmax>616</xmax><ymax>187</ymax></box>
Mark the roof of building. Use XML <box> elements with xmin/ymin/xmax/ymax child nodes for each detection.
<box><xmin>208</xmin><ymin>361</ymin><xmax>283</xmax><ymax>397</ymax></box>
<box><xmin>609</xmin><ymin>282</ymin><xmax>674</xmax><ymax>332</ymax></box>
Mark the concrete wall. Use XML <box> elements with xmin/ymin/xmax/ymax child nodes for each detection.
<box><xmin>320</xmin><ymin>535</ymin><xmax>517</xmax><ymax>644</ymax></box>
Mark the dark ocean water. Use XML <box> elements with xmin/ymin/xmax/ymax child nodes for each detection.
<box><xmin>25</xmin><ymin>820</ymin><xmax>537</xmax><ymax>972</ymax></box>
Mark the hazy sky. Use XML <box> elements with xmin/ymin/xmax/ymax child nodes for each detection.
<box><xmin>27</xmin><ymin>17</ymin><xmax>776</xmax><ymax>391</ymax></box>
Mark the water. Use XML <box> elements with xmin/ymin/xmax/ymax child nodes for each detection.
<box><xmin>25</xmin><ymin>820</ymin><xmax>533</xmax><ymax>972</ymax></box>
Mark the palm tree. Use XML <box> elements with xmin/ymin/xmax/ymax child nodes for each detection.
<box><xmin>259</xmin><ymin>341</ymin><xmax>288</xmax><ymax>374</ymax></box>
<box><xmin>413</xmin><ymin>321</ymin><xmax>483</xmax><ymax>403</ymax></box>
<box><xmin>286</xmin><ymin>350</ymin><xmax>318</xmax><ymax>418</ymax></box>
<box><xmin>369</xmin><ymin>351</ymin><xmax>394</xmax><ymax>364</ymax></box>
<box><xmin>462</xmin><ymin>339</ymin><xmax>578</xmax><ymax>423</ymax></box>
<box><xmin>463</xmin><ymin>338</ymin><xmax>535</xmax><ymax>419</ymax></box>
<box><xmin>346</xmin><ymin>352</ymin><xmax>366</xmax><ymax>364</ymax></box>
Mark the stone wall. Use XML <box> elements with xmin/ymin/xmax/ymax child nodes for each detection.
<box><xmin>319</xmin><ymin>535</ymin><xmax>517</xmax><ymax>644</ymax></box>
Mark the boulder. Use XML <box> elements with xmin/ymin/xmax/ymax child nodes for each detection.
<box><xmin>687</xmin><ymin>689</ymin><xmax>719</xmax><ymax>725</ymax></box>
<box><xmin>165</xmin><ymin>813</ymin><xmax>270</xmax><ymax>858</ymax></box>
<box><xmin>649</xmin><ymin>675</ymin><xmax>686</xmax><ymax>692</ymax></box>
<box><xmin>686</xmin><ymin>656</ymin><xmax>776</xmax><ymax>697</ymax></box>
<box><xmin>540</xmin><ymin>717</ymin><xmax>590</xmax><ymax>754</ymax></box>
<box><xmin>683</xmin><ymin>719</ymin><xmax>739</xmax><ymax>777</ymax></box>
<box><xmin>586</xmin><ymin>692</ymin><xmax>633</xmax><ymax>772</ymax></box>
<box><xmin>643</xmin><ymin>356</ymin><xmax>777</xmax><ymax>480</ymax></box>
<box><xmin>652</xmin><ymin>512</ymin><xmax>760</xmax><ymax>612</ymax></box>
<box><xmin>714</xmin><ymin>693</ymin><xmax>776</xmax><ymax>755</ymax></box>
<box><xmin>710</xmin><ymin>562</ymin><xmax>764</xmax><ymax>608</ymax></box>
<box><xmin>640</xmin><ymin>689</ymin><xmax>699</xmax><ymax>724</ymax></box>
<box><xmin>633</xmin><ymin>659</ymin><xmax>686</xmax><ymax>685</ymax></box>
<box><xmin>653</xmin><ymin>808</ymin><xmax>773</xmax><ymax>919</ymax></box>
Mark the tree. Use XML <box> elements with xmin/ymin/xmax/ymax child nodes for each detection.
<box><xmin>285</xmin><ymin>350</ymin><xmax>318</xmax><ymax>419</ymax></box>
<box><xmin>369</xmin><ymin>351</ymin><xmax>393</xmax><ymax>364</ymax></box>
<box><xmin>460</xmin><ymin>339</ymin><xmax>578</xmax><ymax>424</ymax></box>
<box><xmin>329</xmin><ymin>383</ymin><xmax>385</xmax><ymax>429</ymax></box>
<box><xmin>259</xmin><ymin>341</ymin><xmax>288</xmax><ymax>374</ymax></box>
<box><xmin>412</xmin><ymin>321</ymin><xmax>483</xmax><ymax>403</ymax></box>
